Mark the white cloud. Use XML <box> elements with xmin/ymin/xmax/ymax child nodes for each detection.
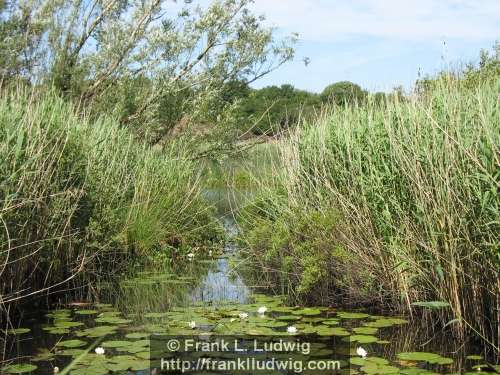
<box><xmin>250</xmin><ymin>0</ymin><xmax>500</xmax><ymax>41</ymax></box>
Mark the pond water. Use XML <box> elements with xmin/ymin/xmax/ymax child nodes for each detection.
<box><xmin>1</xmin><ymin>185</ymin><xmax>496</xmax><ymax>374</ymax></box>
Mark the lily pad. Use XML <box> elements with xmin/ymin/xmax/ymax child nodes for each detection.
<box><xmin>337</xmin><ymin>312</ymin><xmax>370</xmax><ymax>319</ymax></box>
<box><xmin>56</xmin><ymin>339</ymin><xmax>87</xmax><ymax>348</ymax></box>
<box><xmin>1</xmin><ymin>364</ymin><xmax>38</xmax><ymax>374</ymax></box>
<box><xmin>6</xmin><ymin>328</ymin><xmax>31</xmax><ymax>335</ymax></box>
<box><xmin>397</xmin><ymin>352</ymin><xmax>442</xmax><ymax>362</ymax></box>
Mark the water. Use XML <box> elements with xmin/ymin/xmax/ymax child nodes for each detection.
<box><xmin>1</xmin><ymin>185</ymin><xmax>497</xmax><ymax>374</ymax></box>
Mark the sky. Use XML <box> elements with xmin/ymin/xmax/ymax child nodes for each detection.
<box><xmin>247</xmin><ymin>0</ymin><xmax>500</xmax><ymax>93</ymax></box>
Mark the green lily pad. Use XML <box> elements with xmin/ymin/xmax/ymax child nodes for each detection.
<box><xmin>397</xmin><ymin>352</ymin><xmax>442</xmax><ymax>362</ymax></box>
<box><xmin>292</xmin><ymin>308</ymin><xmax>322</xmax><ymax>316</ymax></box>
<box><xmin>346</xmin><ymin>335</ymin><xmax>379</xmax><ymax>344</ymax></box>
<box><xmin>56</xmin><ymin>339</ymin><xmax>87</xmax><ymax>348</ymax></box>
<box><xmin>102</xmin><ymin>340</ymin><xmax>134</xmax><ymax>348</ymax></box>
<box><xmin>337</xmin><ymin>312</ymin><xmax>370</xmax><ymax>319</ymax></box>
<box><xmin>75</xmin><ymin>325</ymin><xmax>118</xmax><ymax>337</ymax></box>
<box><xmin>94</xmin><ymin>316</ymin><xmax>132</xmax><ymax>324</ymax></box>
<box><xmin>1</xmin><ymin>364</ymin><xmax>38</xmax><ymax>374</ymax></box>
<box><xmin>466</xmin><ymin>355</ymin><xmax>482</xmax><ymax>360</ymax></box>
<box><xmin>353</xmin><ymin>327</ymin><xmax>378</xmax><ymax>335</ymax></box>
<box><xmin>6</xmin><ymin>328</ymin><xmax>31</xmax><ymax>335</ymax></box>
<box><xmin>125</xmin><ymin>332</ymin><xmax>149</xmax><ymax>339</ymax></box>
<box><xmin>75</xmin><ymin>309</ymin><xmax>98</xmax><ymax>315</ymax></box>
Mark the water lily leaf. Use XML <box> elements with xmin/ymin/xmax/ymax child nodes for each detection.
<box><xmin>70</xmin><ymin>364</ymin><xmax>108</xmax><ymax>375</ymax></box>
<box><xmin>54</xmin><ymin>321</ymin><xmax>84</xmax><ymax>328</ymax></box>
<box><xmin>346</xmin><ymin>335</ymin><xmax>379</xmax><ymax>344</ymax></box>
<box><xmin>1</xmin><ymin>364</ymin><xmax>38</xmax><ymax>374</ymax></box>
<box><xmin>125</xmin><ymin>332</ymin><xmax>149</xmax><ymax>339</ymax></box>
<box><xmin>315</xmin><ymin>326</ymin><xmax>350</xmax><ymax>336</ymax></box>
<box><xmin>43</xmin><ymin>327</ymin><xmax>70</xmax><ymax>334</ymax></box>
<box><xmin>276</xmin><ymin>315</ymin><xmax>301</xmax><ymax>321</ymax></box>
<box><xmin>56</xmin><ymin>339</ymin><xmax>87</xmax><ymax>348</ymax></box>
<box><xmin>466</xmin><ymin>355</ymin><xmax>482</xmax><ymax>360</ymax></box>
<box><xmin>6</xmin><ymin>328</ymin><xmax>31</xmax><ymax>335</ymax></box>
<box><xmin>397</xmin><ymin>352</ymin><xmax>442</xmax><ymax>362</ymax></box>
<box><xmin>56</xmin><ymin>349</ymin><xmax>86</xmax><ymax>357</ymax></box>
<box><xmin>292</xmin><ymin>308</ymin><xmax>322</xmax><ymax>316</ymax></box>
<box><xmin>102</xmin><ymin>340</ymin><xmax>133</xmax><ymax>348</ymax></box>
<box><xmin>337</xmin><ymin>312</ymin><xmax>370</xmax><ymax>319</ymax></box>
<box><xmin>75</xmin><ymin>325</ymin><xmax>117</xmax><ymax>337</ymax></box>
<box><xmin>353</xmin><ymin>327</ymin><xmax>378</xmax><ymax>335</ymax></box>
<box><xmin>94</xmin><ymin>316</ymin><xmax>132</xmax><ymax>324</ymax></box>
<box><xmin>32</xmin><ymin>349</ymin><xmax>55</xmax><ymax>362</ymax></box>
<box><xmin>75</xmin><ymin>310</ymin><xmax>98</xmax><ymax>315</ymax></box>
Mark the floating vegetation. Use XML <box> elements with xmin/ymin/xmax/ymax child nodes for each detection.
<box><xmin>2</xmin><ymin>277</ymin><xmax>482</xmax><ymax>374</ymax></box>
<box><xmin>1</xmin><ymin>363</ymin><xmax>38</xmax><ymax>374</ymax></box>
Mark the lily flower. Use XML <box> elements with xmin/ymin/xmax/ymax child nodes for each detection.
<box><xmin>239</xmin><ymin>312</ymin><xmax>248</xmax><ymax>319</ymax></box>
<box><xmin>95</xmin><ymin>347</ymin><xmax>105</xmax><ymax>355</ymax></box>
<box><xmin>287</xmin><ymin>326</ymin><xmax>297</xmax><ymax>334</ymax></box>
<box><xmin>189</xmin><ymin>321</ymin><xmax>196</xmax><ymax>329</ymax></box>
<box><xmin>356</xmin><ymin>347</ymin><xmax>368</xmax><ymax>358</ymax></box>
<box><xmin>258</xmin><ymin>306</ymin><xmax>267</xmax><ymax>315</ymax></box>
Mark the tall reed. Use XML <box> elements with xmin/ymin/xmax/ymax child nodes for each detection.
<box><xmin>241</xmin><ymin>76</ymin><xmax>499</xmax><ymax>349</ymax></box>
<box><xmin>0</xmin><ymin>88</ymin><xmax>220</xmax><ymax>309</ymax></box>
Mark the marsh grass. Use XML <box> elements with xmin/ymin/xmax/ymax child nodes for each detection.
<box><xmin>0</xmin><ymin>87</ymin><xmax>221</xmax><ymax>310</ymax></box>
<box><xmin>240</xmin><ymin>76</ymin><xmax>499</xmax><ymax>349</ymax></box>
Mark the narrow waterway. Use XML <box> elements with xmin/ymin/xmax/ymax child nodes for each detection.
<box><xmin>1</xmin><ymin>182</ymin><xmax>496</xmax><ymax>374</ymax></box>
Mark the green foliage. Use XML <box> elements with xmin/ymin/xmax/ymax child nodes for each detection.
<box><xmin>239</xmin><ymin>84</ymin><xmax>321</xmax><ymax>135</ymax></box>
<box><xmin>239</xmin><ymin>50</ymin><xmax>500</xmax><ymax>346</ymax></box>
<box><xmin>0</xmin><ymin>0</ymin><xmax>296</xmax><ymax>136</ymax></box>
<box><xmin>320</xmin><ymin>81</ymin><xmax>367</xmax><ymax>105</ymax></box>
<box><xmin>239</xmin><ymin>205</ymin><xmax>375</xmax><ymax>304</ymax></box>
<box><xmin>0</xmin><ymin>89</ymin><xmax>222</xmax><ymax>304</ymax></box>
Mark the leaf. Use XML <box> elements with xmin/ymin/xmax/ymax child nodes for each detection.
<box><xmin>1</xmin><ymin>364</ymin><xmax>37</xmax><ymax>374</ymax></box>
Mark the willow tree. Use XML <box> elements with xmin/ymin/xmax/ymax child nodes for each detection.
<box><xmin>0</xmin><ymin>0</ymin><xmax>296</xmax><ymax>133</ymax></box>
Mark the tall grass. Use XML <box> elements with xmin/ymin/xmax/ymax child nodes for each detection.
<box><xmin>0</xmin><ymin>88</ymin><xmax>221</xmax><ymax>309</ymax></box>
<box><xmin>240</xmin><ymin>76</ymin><xmax>499</xmax><ymax>349</ymax></box>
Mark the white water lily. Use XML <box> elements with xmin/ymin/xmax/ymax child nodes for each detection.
<box><xmin>287</xmin><ymin>326</ymin><xmax>297</xmax><ymax>334</ymax></box>
<box><xmin>187</xmin><ymin>252</ymin><xmax>195</xmax><ymax>261</ymax></box>
<box><xmin>356</xmin><ymin>347</ymin><xmax>368</xmax><ymax>358</ymax></box>
<box><xmin>257</xmin><ymin>306</ymin><xmax>267</xmax><ymax>315</ymax></box>
<box><xmin>239</xmin><ymin>312</ymin><xmax>248</xmax><ymax>319</ymax></box>
<box><xmin>188</xmin><ymin>321</ymin><xmax>196</xmax><ymax>329</ymax></box>
<box><xmin>95</xmin><ymin>347</ymin><xmax>105</xmax><ymax>355</ymax></box>
<box><xmin>53</xmin><ymin>367</ymin><xmax>60</xmax><ymax>374</ymax></box>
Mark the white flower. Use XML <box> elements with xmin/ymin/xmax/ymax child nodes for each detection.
<box><xmin>95</xmin><ymin>347</ymin><xmax>105</xmax><ymax>355</ymax></box>
<box><xmin>287</xmin><ymin>326</ymin><xmax>297</xmax><ymax>334</ymax></box>
<box><xmin>188</xmin><ymin>321</ymin><xmax>196</xmax><ymax>329</ymax></box>
<box><xmin>187</xmin><ymin>252</ymin><xmax>194</xmax><ymax>261</ymax></box>
<box><xmin>257</xmin><ymin>306</ymin><xmax>267</xmax><ymax>315</ymax></box>
<box><xmin>356</xmin><ymin>347</ymin><xmax>367</xmax><ymax>358</ymax></box>
<box><xmin>209</xmin><ymin>250</ymin><xmax>213</xmax><ymax>257</ymax></box>
<box><xmin>239</xmin><ymin>312</ymin><xmax>248</xmax><ymax>319</ymax></box>
<box><xmin>53</xmin><ymin>367</ymin><xmax>60</xmax><ymax>374</ymax></box>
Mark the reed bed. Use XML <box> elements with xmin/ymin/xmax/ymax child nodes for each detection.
<box><xmin>240</xmin><ymin>76</ymin><xmax>499</xmax><ymax>349</ymax></box>
<box><xmin>0</xmin><ymin>88</ymin><xmax>220</xmax><ymax>310</ymax></box>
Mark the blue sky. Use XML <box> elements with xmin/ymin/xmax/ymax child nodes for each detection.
<box><xmin>248</xmin><ymin>0</ymin><xmax>500</xmax><ymax>93</ymax></box>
